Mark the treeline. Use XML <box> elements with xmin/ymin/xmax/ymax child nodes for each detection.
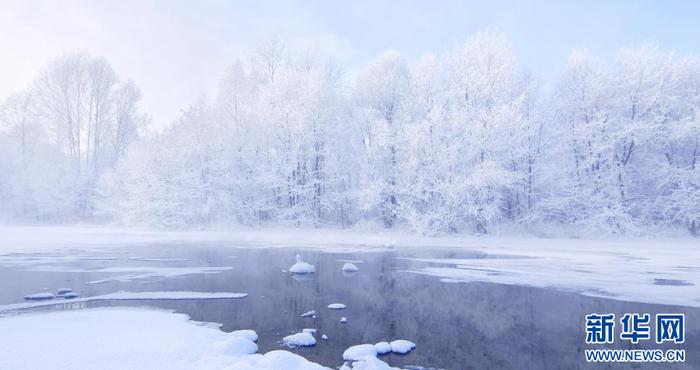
<box><xmin>0</xmin><ymin>31</ymin><xmax>698</xmax><ymax>236</ymax></box>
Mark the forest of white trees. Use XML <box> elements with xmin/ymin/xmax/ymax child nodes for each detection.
<box><xmin>1</xmin><ymin>31</ymin><xmax>698</xmax><ymax>236</ymax></box>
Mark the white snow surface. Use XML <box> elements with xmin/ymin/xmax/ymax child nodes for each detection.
<box><xmin>0</xmin><ymin>291</ymin><xmax>247</xmax><ymax>313</ymax></box>
<box><xmin>328</xmin><ymin>303</ymin><xmax>346</xmax><ymax>310</ymax></box>
<box><xmin>0</xmin><ymin>308</ymin><xmax>329</xmax><ymax>370</ymax></box>
<box><xmin>231</xmin><ymin>330</ymin><xmax>258</xmax><ymax>342</ymax></box>
<box><xmin>342</xmin><ymin>263</ymin><xmax>359</xmax><ymax>272</ymax></box>
<box><xmin>282</xmin><ymin>332</ymin><xmax>316</xmax><ymax>347</ymax></box>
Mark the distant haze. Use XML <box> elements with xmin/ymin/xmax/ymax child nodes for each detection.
<box><xmin>1</xmin><ymin>0</ymin><xmax>699</xmax><ymax>126</ymax></box>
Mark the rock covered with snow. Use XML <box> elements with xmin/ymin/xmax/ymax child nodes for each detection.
<box><xmin>340</xmin><ymin>317</ymin><xmax>347</xmax><ymax>323</ymax></box>
<box><xmin>327</xmin><ymin>303</ymin><xmax>346</xmax><ymax>310</ymax></box>
<box><xmin>373</xmin><ymin>342</ymin><xmax>391</xmax><ymax>355</ymax></box>
<box><xmin>231</xmin><ymin>329</ymin><xmax>258</xmax><ymax>342</ymax></box>
<box><xmin>289</xmin><ymin>254</ymin><xmax>315</xmax><ymax>274</ymax></box>
<box><xmin>389</xmin><ymin>339</ymin><xmax>416</xmax><ymax>354</ymax></box>
<box><xmin>342</xmin><ymin>344</ymin><xmax>377</xmax><ymax>361</ymax></box>
<box><xmin>341</xmin><ymin>263</ymin><xmax>359</xmax><ymax>272</ymax></box>
<box><xmin>282</xmin><ymin>332</ymin><xmax>316</xmax><ymax>347</ymax></box>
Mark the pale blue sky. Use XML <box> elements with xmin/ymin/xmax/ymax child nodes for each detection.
<box><xmin>1</xmin><ymin>0</ymin><xmax>699</xmax><ymax>125</ymax></box>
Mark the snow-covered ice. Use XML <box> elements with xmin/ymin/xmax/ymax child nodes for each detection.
<box><xmin>282</xmin><ymin>332</ymin><xmax>316</xmax><ymax>347</ymax></box>
<box><xmin>128</xmin><ymin>257</ymin><xmax>190</xmax><ymax>262</ymax></box>
<box><xmin>231</xmin><ymin>329</ymin><xmax>258</xmax><ymax>342</ymax></box>
<box><xmin>23</xmin><ymin>292</ymin><xmax>53</xmax><ymax>300</ymax></box>
<box><xmin>389</xmin><ymin>340</ymin><xmax>415</xmax><ymax>354</ymax></box>
<box><xmin>328</xmin><ymin>303</ymin><xmax>346</xmax><ymax>310</ymax></box>
<box><xmin>1</xmin><ymin>291</ymin><xmax>248</xmax><ymax>313</ymax></box>
<box><xmin>343</xmin><ymin>344</ymin><xmax>377</xmax><ymax>361</ymax></box>
<box><xmin>0</xmin><ymin>308</ymin><xmax>329</xmax><ymax>370</ymax></box>
<box><xmin>374</xmin><ymin>342</ymin><xmax>391</xmax><ymax>355</ymax></box>
<box><xmin>342</xmin><ymin>263</ymin><xmax>359</xmax><ymax>272</ymax></box>
<box><xmin>289</xmin><ymin>254</ymin><xmax>315</xmax><ymax>274</ymax></box>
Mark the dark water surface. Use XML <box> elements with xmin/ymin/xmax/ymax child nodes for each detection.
<box><xmin>0</xmin><ymin>243</ymin><xmax>697</xmax><ymax>369</ymax></box>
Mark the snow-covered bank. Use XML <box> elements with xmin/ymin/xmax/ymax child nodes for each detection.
<box><xmin>0</xmin><ymin>308</ymin><xmax>329</xmax><ymax>370</ymax></box>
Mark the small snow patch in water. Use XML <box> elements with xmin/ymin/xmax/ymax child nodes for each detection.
<box><xmin>374</xmin><ymin>342</ymin><xmax>391</xmax><ymax>354</ymax></box>
<box><xmin>282</xmin><ymin>332</ymin><xmax>316</xmax><ymax>347</ymax></box>
<box><xmin>302</xmin><ymin>328</ymin><xmax>317</xmax><ymax>334</ymax></box>
<box><xmin>389</xmin><ymin>340</ymin><xmax>416</xmax><ymax>354</ymax></box>
<box><xmin>289</xmin><ymin>254</ymin><xmax>315</xmax><ymax>274</ymax></box>
<box><xmin>342</xmin><ymin>263</ymin><xmax>359</xmax><ymax>272</ymax></box>
<box><xmin>57</xmin><ymin>288</ymin><xmax>73</xmax><ymax>295</ymax></box>
<box><xmin>343</xmin><ymin>344</ymin><xmax>377</xmax><ymax>361</ymax></box>
<box><xmin>328</xmin><ymin>303</ymin><xmax>346</xmax><ymax>310</ymax></box>
<box><xmin>301</xmin><ymin>310</ymin><xmax>316</xmax><ymax>317</ymax></box>
<box><xmin>340</xmin><ymin>317</ymin><xmax>348</xmax><ymax>323</ymax></box>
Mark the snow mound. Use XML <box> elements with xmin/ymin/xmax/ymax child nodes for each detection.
<box><xmin>289</xmin><ymin>254</ymin><xmax>315</xmax><ymax>274</ymax></box>
<box><xmin>389</xmin><ymin>340</ymin><xmax>415</xmax><ymax>354</ymax></box>
<box><xmin>374</xmin><ymin>342</ymin><xmax>391</xmax><ymax>354</ymax></box>
<box><xmin>340</xmin><ymin>317</ymin><xmax>347</xmax><ymax>323</ymax></box>
<box><xmin>343</xmin><ymin>344</ymin><xmax>377</xmax><ymax>361</ymax></box>
<box><xmin>0</xmin><ymin>308</ymin><xmax>329</xmax><ymax>370</ymax></box>
<box><xmin>342</xmin><ymin>263</ymin><xmax>359</xmax><ymax>272</ymax></box>
<box><xmin>341</xmin><ymin>356</ymin><xmax>399</xmax><ymax>370</ymax></box>
<box><xmin>300</xmin><ymin>310</ymin><xmax>316</xmax><ymax>317</ymax></box>
<box><xmin>327</xmin><ymin>303</ymin><xmax>346</xmax><ymax>310</ymax></box>
<box><xmin>24</xmin><ymin>292</ymin><xmax>53</xmax><ymax>300</ymax></box>
<box><xmin>282</xmin><ymin>332</ymin><xmax>316</xmax><ymax>347</ymax></box>
<box><xmin>231</xmin><ymin>329</ymin><xmax>258</xmax><ymax>342</ymax></box>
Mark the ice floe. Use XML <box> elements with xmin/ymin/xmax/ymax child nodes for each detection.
<box><xmin>327</xmin><ymin>303</ymin><xmax>346</xmax><ymax>310</ymax></box>
<box><xmin>302</xmin><ymin>328</ymin><xmax>317</xmax><ymax>334</ymax></box>
<box><xmin>300</xmin><ymin>310</ymin><xmax>316</xmax><ymax>317</ymax></box>
<box><xmin>289</xmin><ymin>254</ymin><xmax>315</xmax><ymax>274</ymax></box>
<box><xmin>24</xmin><ymin>292</ymin><xmax>54</xmax><ymax>300</ymax></box>
<box><xmin>62</xmin><ymin>292</ymin><xmax>79</xmax><ymax>299</ymax></box>
<box><xmin>57</xmin><ymin>288</ymin><xmax>73</xmax><ymax>295</ymax></box>
<box><xmin>282</xmin><ymin>332</ymin><xmax>316</xmax><ymax>347</ymax></box>
<box><xmin>342</xmin><ymin>263</ymin><xmax>359</xmax><ymax>272</ymax></box>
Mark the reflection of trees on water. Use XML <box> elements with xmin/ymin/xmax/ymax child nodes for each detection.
<box><xmin>5</xmin><ymin>245</ymin><xmax>700</xmax><ymax>369</ymax></box>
